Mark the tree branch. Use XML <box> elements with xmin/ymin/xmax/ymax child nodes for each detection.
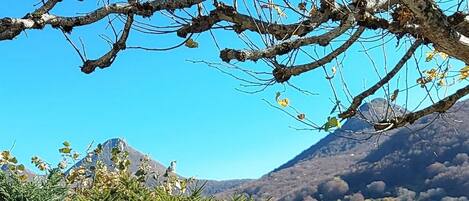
<box><xmin>271</xmin><ymin>26</ymin><xmax>365</xmax><ymax>83</ymax></box>
<box><xmin>81</xmin><ymin>14</ymin><xmax>134</xmax><ymax>74</ymax></box>
<box><xmin>402</xmin><ymin>0</ymin><xmax>469</xmax><ymax>64</ymax></box>
<box><xmin>339</xmin><ymin>39</ymin><xmax>423</xmax><ymax>119</ymax></box>
<box><xmin>33</xmin><ymin>0</ymin><xmax>62</xmax><ymax>15</ymax></box>
<box><xmin>219</xmin><ymin>15</ymin><xmax>355</xmax><ymax>63</ymax></box>
<box><xmin>391</xmin><ymin>84</ymin><xmax>469</xmax><ymax>128</ymax></box>
<box><xmin>0</xmin><ymin>0</ymin><xmax>204</xmax><ymax>40</ymax></box>
<box><xmin>177</xmin><ymin>2</ymin><xmax>335</xmax><ymax>40</ymax></box>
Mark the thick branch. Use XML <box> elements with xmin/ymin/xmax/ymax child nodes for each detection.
<box><xmin>338</xmin><ymin>39</ymin><xmax>423</xmax><ymax>119</ymax></box>
<box><xmin>402</xmin><ymin>0</ymin><xmax>469</xmax><ymax>64</ymax></box>
<box><xmin>81</xmin><ymin>14</ymin><xmax>134</xmax><ymax>74</ymax></box>
<box><xmin>177</xmin><ymin>3</ymin><xmax>335</xmax><ymax>40</ymax></box>
<box><xmin>0</xmin><ymin>0</ymin><xmax>204</xmax><ymax>40</ymax></box>
<box><xmin>449</xmin><ymin>12</ymin><xmax>469</xmax><ymax>37</ymax></box>
<box><xmin>270</xmin><ymin>26</ymin><xmax>365</xmax><ymax>83</ymax></box>
<box><xmin>33</xmin><ymin>0</ymin><xmax>62</xmax><ymax>15</ymax></box>
<box><xmin>219</xmin><ymin>16</ymin><xmax>355</xmax><ymax>63</ymax></box>
<box><xmin>391</xmin><ymin>84</ymin><xmax>469</xmax><ymax>128</ymax></box>
<box><xmin>294</xmin><ymin>27</ymin><xmax>364</xmax><ymax>73</ymax></box>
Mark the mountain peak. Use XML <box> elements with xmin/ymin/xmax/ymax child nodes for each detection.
<box><xmin>67</xmin><ymin>138</ymin><xmax>168</xmax><ymax>185</ymax></box>
<box><xmin>352</xmin><ymin>98</ymin><xmax>406</xmax><ymax>122</ymax></box>
<box><xmin>358</xmin><ymin>98</ymin><xmax>388</xmax><ymax>111</ymax></box>
<box><xmin>102</xmin><ymin>138</ymin><xmax>126</xmax><ymax>147</ymax></box>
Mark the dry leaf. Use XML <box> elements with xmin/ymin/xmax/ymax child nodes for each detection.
<box><xmin>391</xmin><ymin>89</ymin><xmax>399</xmax><ymax>101</ymax></box>
<box><xmin>185</xmin><ymin>39</ymin><xmax>198</xmax><ymax>48</ymax></box>
<box><xmin>297</xmin><ymin>113</ymin><xmax>305</xmax><ymax>120</ymax></box>
<box><xmin>298</xmin><ymin>2</ymin><xmax>307</xmax><ymax>12</ymax></box>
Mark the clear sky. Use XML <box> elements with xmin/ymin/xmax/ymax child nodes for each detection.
<box><xmin>0</xmin><ymin>1</ymin><xmax>465</xmax><ymax>180</ymax></box>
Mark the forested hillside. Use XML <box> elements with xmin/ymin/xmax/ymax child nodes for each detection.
<box><xmin>214</xmin><ymin>99</ymin><xmax>469</xmax><ymax>201</ymax></box>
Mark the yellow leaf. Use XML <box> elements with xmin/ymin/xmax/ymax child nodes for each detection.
<box><xmin>329</xmin><ymin>117</ymin><xmax>340</xmax><ymax>128</ymax></box>
<box><xmin>185</xmin><ymin>39</ymin><xmax>198</xmax><ymax>48</ymax></box>
<box><xmin>438</xmin><ymin>79</ymin><xmax>446</xmax><ymax>86</ymax></box>
<box><xmin>460</xmin><ymin>66</ymin><xmax>469</xmax><ymax>80</ymax></box>
<box><xmin>19</xmin><ymin>174</ymin><xmax>28</xmax><ymax>181</ymax></box>
<box><xmin>277</xmin><ymin>98</ymin><xmax>289</xmax><ymax>107</ymax></box>
<box><xmin>424</xmin><ymin>68</ymin><xmax>438</xmax><ymax>80</ymax></box>
<box><xmin>439</xmin><ymin>52</ymin><xmax>448</xmax><ymax>60</ymax></box>
<box><xmin>425</xmin><ymin>51</ymin><xmax>435</xmax><ymax>62</ymax></box>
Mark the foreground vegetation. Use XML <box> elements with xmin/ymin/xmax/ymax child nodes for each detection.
<box><xmin>0</xmin><ymin>142</ymin><xmax>255</xmax><ymax>201</ymax></box>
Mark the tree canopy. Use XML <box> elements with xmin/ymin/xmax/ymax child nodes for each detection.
<box><xmin>1</xmin><ymin>0</ymin><xmax>469</xmax><ymax>134</ymax></box>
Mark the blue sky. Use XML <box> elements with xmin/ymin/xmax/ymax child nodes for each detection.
<box><xmin>0</xmin><ymin>1</ymin><xmax>465</xmax><ymax>180</ymax></box>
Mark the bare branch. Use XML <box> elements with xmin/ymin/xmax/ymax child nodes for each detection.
<box><xmin>272</xmin><ymin>26</ymin><xmax>365</xmax><ymax>83</ymax></box>
<box><xmin>392</xmin><ymin>84</ymin><xmax>469</xmax><ymax>128</ymax></box>
<box><xmin>81</xmin><ymin>14</ymin><xmax>134</xmax><ymax>74</ymax></box>
<box><xmin>177</xmin><ymin>3</ymin><xmax>333</xmax><ymax>40</ymax></box>
<box><xmin>339</xmin><ymin>39</ymin><xmax>424</xmax><ymax>119</ymax></box>
<box><xmin>0</xmin><ymin>0</ymin><xmax>204</xmax><ymax>40</ymax></box>
<box><xmin>219</xmin><ymin>15</ymin><xmax>355</xmax><ymax>62</ymax></box>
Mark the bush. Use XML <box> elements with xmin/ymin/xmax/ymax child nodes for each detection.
<box><xmin>426</xmin><ymin>162</ymin><xmax>446</xmax><ymax>177</ymax></box>
<box><xmin>441</xmin><ymin>196</ymin><xmax>469</xmax><ymax>201</ymax></box>
<box><xmin>453</xmin><ymin>153</ymin><xmax>469</xmax><ymax>165</ymax></box>
<box><xmin>366</xmin><ymin>180</ymin><xmax>386</xmax><ymax>196</ymax></box>
<box><xmin>344</xmin><ymin>193</ymin><xmax>365</xmax><ymax>201</ymax></box>
<box><xmin>0</xmin><ymin>141</ymin><xmax>251</xmax><ymax>201</ymax></box>
<box><xmin>418</xmin><ymin>188</ymin><xmax>446</xmax><ymax>201</ymax></box>
<box><xmin>396</xmin><ymin>187</ymin><xmax>416</xmax><ymax>201</ymax></box>
<box><xmin>317</xmin><ymin>177</ymin><xmax>349</xmax><ymax>200</ymax></box>
<box><xmin>0</xmin><ymin>168</ymin><xmax>67</xmax><ymax>201</ymax></box>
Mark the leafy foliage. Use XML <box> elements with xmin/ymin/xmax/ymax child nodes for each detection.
<box><xmin>0</xmin><ymin>169</ymin><xmax>67</xmax><ymax>201</ymax></box>
<box><xmin>0</xmin><ymin>141</ymin><xmax>255</xmax><ymax>201</ymax></box>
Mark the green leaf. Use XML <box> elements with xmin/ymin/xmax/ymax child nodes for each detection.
<box><xmin>94</xmin><ymin>144</ymin><xmax>103</xmax><ymax>154</ymax></box>
<box><xmin>135</xmin><ymin>169</ymin><xmax>145</xmax><ymax>177</ymax></box>
<box><xmin>31</xmin><ymin>156</ymin><xmax>39</xmax><ymax>164</ymax></box>
<box><xmin>8</xmin><ymin>157</ymin><xmax>17</xmax><ymax>164</ymax></box>
<box><xmin>425</xmin><ymin>51</ymin><xmax>435</xmax><ymax>62</ymax></box>
<box><xmin>111</xmin><ymin>147</ymin><xmax>120</xmax><ymax>156</ymax></box>
<box><xmin>17</xmin><ymin>164</ymin><xmax>25</xmax><ymax>171</ymax></box>
<box><xmin>323</xmin><ymin>117</ymin><xmax>341</xmax><ymax>132</ymax></box>
<box><xmin>63</xmin><ymin>141</ymin><xmax>71</xmax><ymax>147</ymax></box>
<box><xmin>59</xmin><ymin>147</ymin><xmax>71</xmax><ymax>154</ymax></box>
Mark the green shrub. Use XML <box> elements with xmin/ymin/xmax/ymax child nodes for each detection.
<box><xmin>0</xmin><ymin>168</ymin><xmax>67</xmax><ymax>201</ymax></box>
<box><xmin>0</xmin><ymin>141</ymin><xmax>258</xmax><ymax>201</ymax></box>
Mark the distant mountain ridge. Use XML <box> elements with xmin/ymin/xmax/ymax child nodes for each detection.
<box><xmin>214</xmin><ymin>98</ymin><xmax>469</xmax><ymax>200</ymax></box>
<box><xmin>67</xmin><ymin>138</ymin><xmax>251</xmax><ymax>195</ymax></box>
<box><xmin>68</xmin><ymin>138</ymin><xmax>167</xmax><ymax>175</ymax></box>
<box><xmin>3</xmin><ymin>98</ymin><xmax>468</xmax><ymax>200</ymax></box>
<box><xmin>1</xmin><ymin>138</ymin><xmax>251</xmax><ymax>195</ymax></box>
